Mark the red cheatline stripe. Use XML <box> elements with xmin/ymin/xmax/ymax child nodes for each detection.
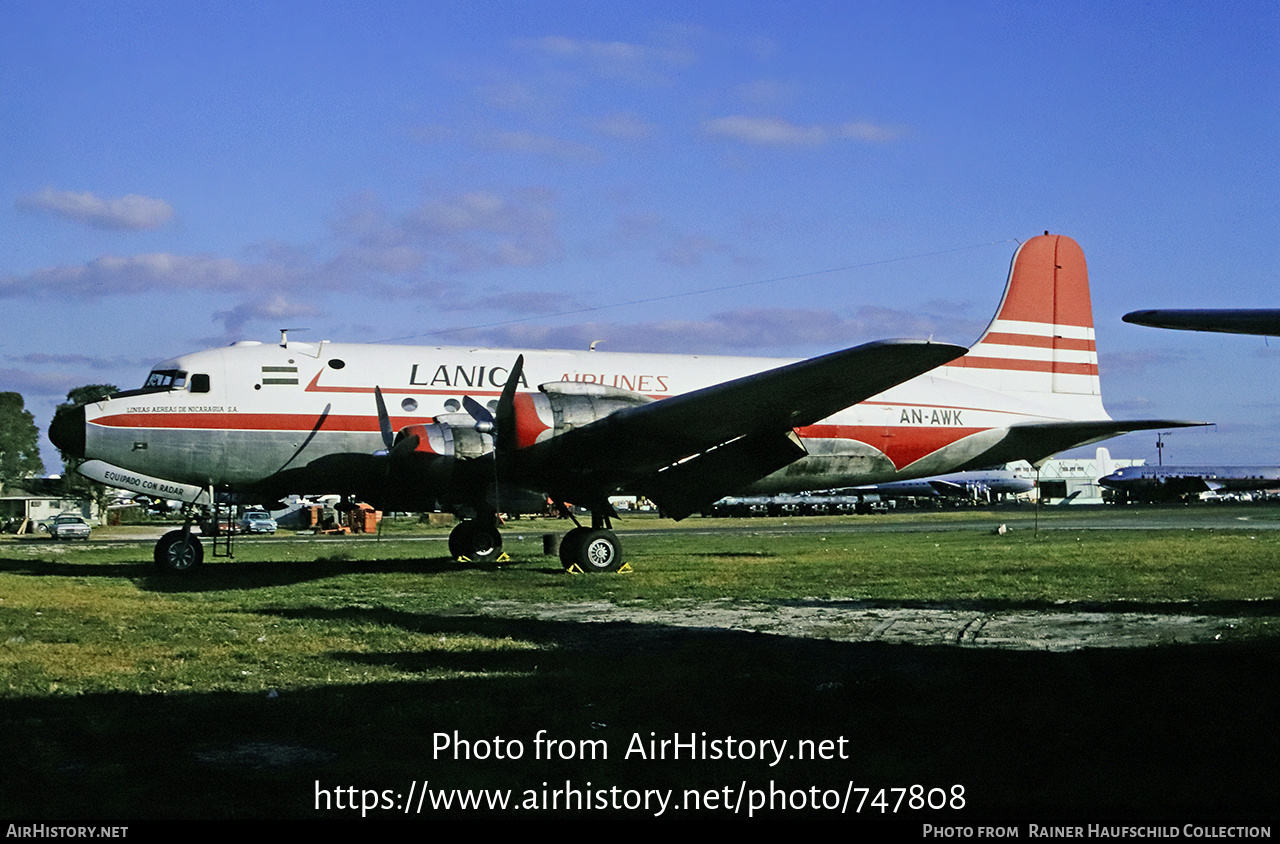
<box><xmin>93</xmin><ymin>413</ymin><xmax>385</xmax><ymax>432</ymax></box>
<box><xmin>303</xmin><ymin>369</ymin><xmax>506</xmax><ymax>398</ymax></box>
<box><xmin>979</xmin><ymin>332</ymin><xmax>1096</xmax><ymax>351</ymax></box>
<box><xmin>947</xmin><ymin>357</ymin><xmax>1099</xmax><ymax>375</ymax></box>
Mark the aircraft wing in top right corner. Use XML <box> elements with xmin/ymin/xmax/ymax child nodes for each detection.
<box><xmin>1123</xmin><ymin>309</ymin><xmax>1280</xmax><ymax>337</ymax></box>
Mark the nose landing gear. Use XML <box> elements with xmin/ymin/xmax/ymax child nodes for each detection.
<box><xmin>154</xmin><ymin>527</ymin><xmax>203</xmax><ymax>573</ymax></box>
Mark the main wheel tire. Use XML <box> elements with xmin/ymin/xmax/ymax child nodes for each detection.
<box><xmin>154</xmin><ymin>530</ymin><xmax>204</xmax><ymax>573</ymax></box>
<box><xmin>562</xmin><ymin>528</ymin><xmax>623</xmax><ymax>573</ymax></box>
<box><xmin>558</xmin><ymin>527</ymin><xmax>590</xmax><ymax>571</ymax></box>
<box><xmin>448</xmin><ymin>519</ymin><xmax>503</xmax><ymax>564</ymax></box>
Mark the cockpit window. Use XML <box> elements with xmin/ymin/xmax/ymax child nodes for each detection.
<box><xmin>142</xmin><ymin>369</ymin><xmax>187</xmax><ymax>390</ymax></box>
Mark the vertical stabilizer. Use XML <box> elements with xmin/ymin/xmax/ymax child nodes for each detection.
<box><xmin>1095</xmin><ymin>447</ymin><xmax>1114</xmax><ymax>481</ymax></box>
<box><xmin>940</xmin><ymin>233</ymin><xmax>1107</xmax><ymax>419</ymax></box>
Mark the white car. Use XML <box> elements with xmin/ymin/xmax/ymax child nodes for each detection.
<box><xmin>238</xmin><ymin>510</ymin><xmax>277</xmax><ymax>534</ymax></box>
<box><xmin>49</xmin><ymin>514</ymin><xmax>91</xmax><ymax>540</ymax></box>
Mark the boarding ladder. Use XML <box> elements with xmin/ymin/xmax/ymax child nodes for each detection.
<box><xmin>210</xmin><ymin>498</ymin><xmax>235</xmax><ymax>559</ymax></box>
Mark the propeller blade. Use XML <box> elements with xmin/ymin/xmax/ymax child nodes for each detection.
<box><xmin>388</xmin><ymin>432</ymin><xmax>421</xmax><ymax>460</ymax></box>
<box><xmin>462</xmin><ymin>395</ymin><xmax>495</xmax><ymax>433</ymax></box>
<box><xmin>374</xmin><ymin>386</ymin><xmax>395</xmax><ymax>452</ymax></box>
<box><xmin>494</xmin><ymin>355</ymin><xmax>524</xmax><ymax>455</ymax></box>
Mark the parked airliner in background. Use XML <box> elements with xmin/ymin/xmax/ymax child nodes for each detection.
<box><xmin>848</xmin><ymin>465</ymin><xmax>1036</xmax><ymax>502</ymax></box>
<box><xmin>1100</xmin><ymin>464</ymin><xmax>1280</xmax><ymax>501</ymax></box>
<box><xmin>50</xmin><ymin>233</ymin><xmax>1196</xmax><ymax>573</ymax></box>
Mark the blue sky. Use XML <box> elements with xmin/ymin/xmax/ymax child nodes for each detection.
<box><xmin>3</xmin><ymin>0</ymin><xmax>1277</xmax><ymax>471</ymax></box>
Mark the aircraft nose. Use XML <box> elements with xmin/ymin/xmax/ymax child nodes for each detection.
<box><xmin>49</xmin><ymin>404</ymin><xmax>86</xmax><ymax>458</ymax></box>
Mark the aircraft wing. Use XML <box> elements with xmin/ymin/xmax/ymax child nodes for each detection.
<box><xmin>510</xmin><ymin>339</ymin><xmax>967</xmax><ymax>518</ymax></box>
<box><xmin>1123</xmin><ymin>309</ymin><xmax>1280</xmax><ymax>337</ymax></box>
<box><xmin>927</xmin><ymin>480</ymin><xmax>967</xmax><ymax>496</ymax></box>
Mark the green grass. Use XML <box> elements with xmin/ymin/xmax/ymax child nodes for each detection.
<box><xmin>4</xmin><ymin>514</ymin><xmax>1279</xmax><ymax>696</ymax></box>
<box><xmin>1</xmin><ymin>509</ymin><xmax>1277</xmax><ymax>819</ymax></box>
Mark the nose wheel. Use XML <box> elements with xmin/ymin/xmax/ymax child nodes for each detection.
<box><xmin>154</xmin><ymin>529</ymin><xmax>204</xmax><ymax>573</ymax></box>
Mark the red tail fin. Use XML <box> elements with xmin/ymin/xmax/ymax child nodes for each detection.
<box><xmin>941</xmin><ymin>234</ymin><xmax>1103</xmax><ymax>409</ymax></box>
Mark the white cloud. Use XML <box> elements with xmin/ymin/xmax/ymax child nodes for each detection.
<box><xmin>530</xmin><ymin>36</ymin><xmax>649</xmax><ymax>64</ymax></box>
<box><xmin>522</xmin><ymin>35</ymin><xmax>694</xmax><ymax>84</ymax></box>
<box><xmin>0</xmin><ymin>366</ymin><xmax>87</xmax><ymax>399</ymax></box>
<box><xmin>2</xmin><ymin>253</ymin><xmax>255</xmax><ymax>299</ymax></box>
<box><xmin>585</xmin><ymin>111</ymin><xmax>656</xmax><ymax>140</ymax></box>
<box><xmin>1099</xmin><ymin>349</ymin><xmax>1189</xmax><ymax>376</ymax></box>
<box><xmin>477</xmin><ymin>80</ymin><xmax>562</xmax><ymax>113</ymax></box>
<box><xmin>735</xmin><ymin>79</ymin><xmax>797</xmax><ymax>106</ymax></box>
<box><xmin>16</xmin><ymin>188</ymin><xmax>174</xmax><ymax>231</ymax></box>
<box><xmin>659</xmin><ymin>234</ymin><xmax>729</xmax><ymax>267</ymax></box>
<box><xmin>704</xmin><ymin>116</ymin><xmax>827</xmax><ymax>147</ymax></box>
<box><xmin>451</xmin><ymin>304</ymin><xmax>981</xmax><ymax>356</ymax></box>
<box><xmin>402</xmin><ymin>189</ymin><xmax>562</xmax><ymax>272</ymax></box>
<box><xmin>214</xmin><ymin>295</ymin><xmax>320</xmax><ymax>337</ymax></box>
<box><xmin>11</xmin><ymin>352</ymin><xmax>142</xmax><ymax>371</ymax></box>
<box><xmin>475</xmin><ymin>130</ymin><xmax>603</xmax><ymax>163</ymax></box>
<box><xmin>839</xmin><ymin>121</ymin><xmax>908</xmax><ymax>143</ymax></box>
<box><xmin>704</xmin><ymin>115</ymin><xmax>907</xmax><ymax>148</ymax></box>
<box><xmin>2</xmin><ymin>188</ymin><xmax>564</xmax><ymax>302</ymax></box>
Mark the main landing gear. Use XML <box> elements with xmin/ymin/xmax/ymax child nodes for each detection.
<box><xmin>446</xmin><ymin>510</ymin><xmax>627</xmax><ymax>573</ymax></box>
<box><xmin>556</xmin><ymin>509</ymin><xmax>625</xmax><ymax>573</ymax></box>
<box><xmin>448</xmin><ymin>517</ymin><xmax>505</xmax><ymax>564</ymax></box>
<box><xmin>559</xmin><ymin>525</ymin><xmax>624</xmax><ymax>573</ymax></box>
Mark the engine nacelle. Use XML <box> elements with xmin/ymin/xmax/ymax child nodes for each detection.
<box><xmin>537</xmin><ymin>381</ymin><xmax>654</xmax><ymax>437</ymax></box>
<box><xmin>392</xmin><ymin>382</ymin><xmax>654</xmax><ymax>459</ymax></box>
<box><xmin>395</xmin><ymin>414</ymin><xmax>490</xmax><ymax>460</ymax></box>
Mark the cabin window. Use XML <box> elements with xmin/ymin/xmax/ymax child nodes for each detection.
<box><xmin>189</xmin><ymin>374</ymin><xmax>211</xmax><ymax>393</ymax></box>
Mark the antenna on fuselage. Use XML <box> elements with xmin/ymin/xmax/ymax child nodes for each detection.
<box><xmin>279</xmin><ymin>327</ymin><xmax>309</xmax><ymax>346</ymax></box>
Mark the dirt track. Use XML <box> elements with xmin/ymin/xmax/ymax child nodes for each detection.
<box><xmin>478</xmin><ymin>598</ymin><xmax>1242</xmax><ymax>651</ymax></box>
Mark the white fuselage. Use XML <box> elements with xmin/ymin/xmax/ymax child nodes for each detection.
<box><xmin>78</xmin><ymin>337</ymin><xmax>1091</xmax><ymax>498</ymax></box>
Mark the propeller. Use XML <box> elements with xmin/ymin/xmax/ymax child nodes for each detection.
<box><xmin>462</xmin><ymin>395</ymin><xmax>495</xmax><ymax>433</ymax></box>
<box><xmin>373</xmin><ymin>386</ymin><xmax>420</xmax><ymax>459</ymax></box>
<box><xmin>374</xmin><ymin>386</ymin><xmax>395</xmax><ymax>452</ymax></box>
<box><xmin>494</xmin><ymin>354</ymin><xmax>524</xmax><ymax>456</ymax></box>
<box><xmin>371</xmin><ymin>356</ymin><xmax>524</xmax><ymax>464</ymax></box>
<box><xmin>365</xmin><ymin>364</ymin><xmax>524</xmax><ymax>519</ymax></box>
<box><xmin>458</xmin><ymin>355</ymin><xmax>525</xmax><ymax>454</ymax></box>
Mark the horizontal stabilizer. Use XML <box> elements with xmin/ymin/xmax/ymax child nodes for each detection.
<box><xmin>1124</xmin><ymin>309</ymin><xmax>1280</xmax><ymax>337</ymax></box>
<box><xmin>959</xmin><ymin>419</ymin><xmax>1207</xmax><ymax>470</ymax></box>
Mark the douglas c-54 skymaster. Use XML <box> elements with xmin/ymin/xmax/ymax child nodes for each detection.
<box><xmin>50</xmin><ymin>233</ymin><xmax>1196</xmax><ymax>573</ymax></box>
